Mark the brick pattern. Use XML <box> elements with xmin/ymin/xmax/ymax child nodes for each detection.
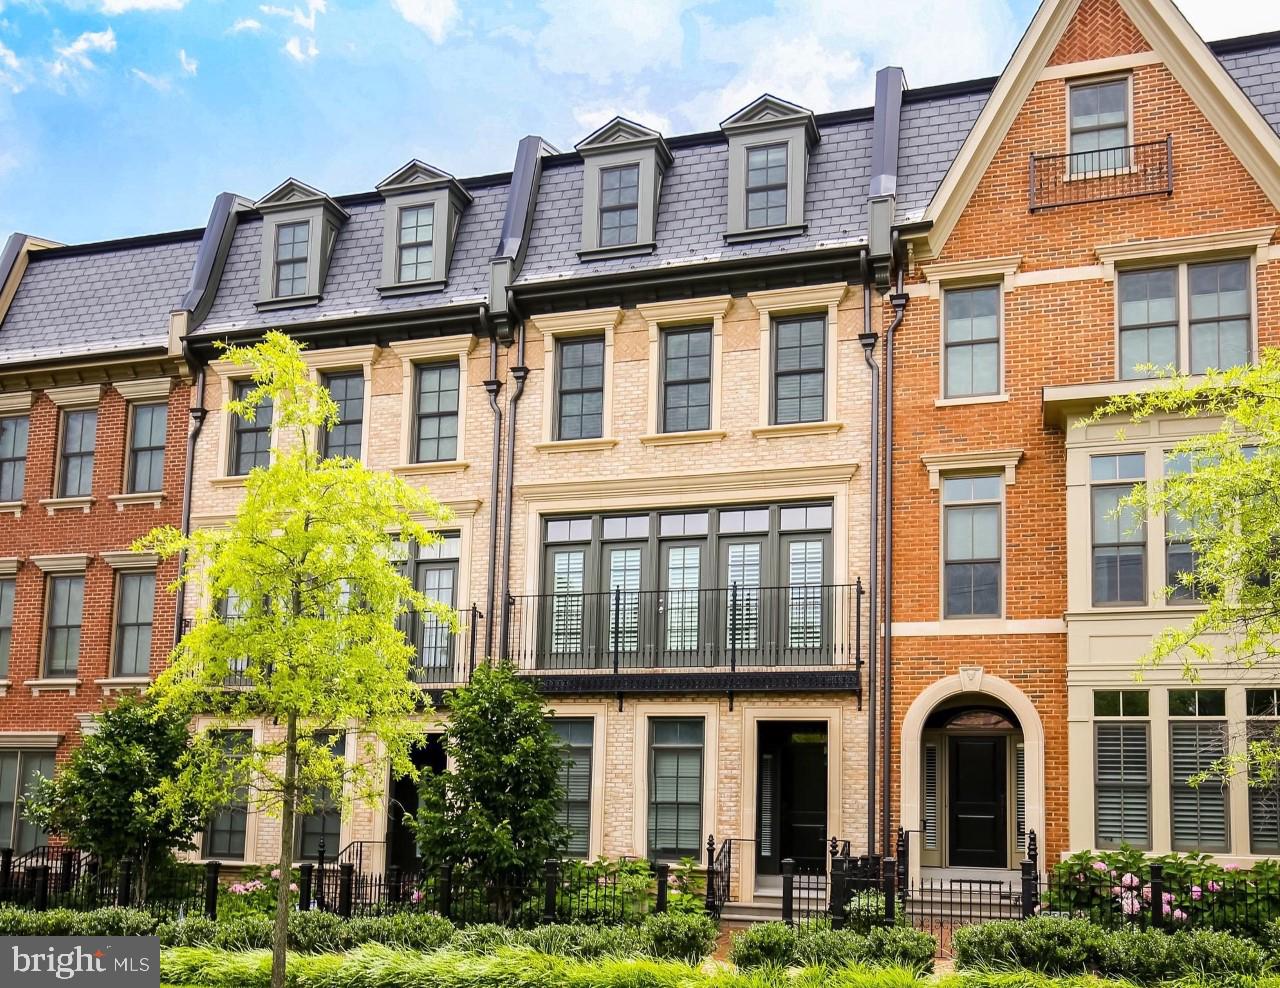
<box><xmin>1048</xmin><ymin>0</ymin><xmax>1149</xmax><ymax>66</ymax></box>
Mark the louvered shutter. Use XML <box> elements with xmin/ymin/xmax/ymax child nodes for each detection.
<box><xmin>1015</xmin><ymin>743</ymin><xmax>1026</xmax><ymax>852</ymax></box>
<box><xmin>1170</xmin><ymin>722</ymin><xmax>1228</xmax><ymax>851</ymax></box>
<box><xmin>1095</xmin><ymin>723</ymin><xmax>1150</xmax><ymax>847</ymax></box>
<box><xmin>923</xmin><ymin>743</ymin><xmax>939</xmax><ymax>850</ymax></box>
<box><xmin>1249</xmin><ymin>721</ymin><xmax>1280</xmax><ymax>853</ymax></box>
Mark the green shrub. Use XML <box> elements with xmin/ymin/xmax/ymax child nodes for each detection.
<box><xmin>0</xmin><ymin>906</ymin><xmax>158</xmax><ymax>937</ymax></box>
<box><xmin>157</xmin><ymin>916</ymin><xmax>217</xmax><ymax>947</ymax></box>
<box><xmin>641</xmin><ymin>912</ymin><xmax>717</xmax><ymax>961</ymax></box>
<box><xmin>338</xmin><ymin>912</ymin><xmax>454</xmax><ymax>952</ymax></box>
<box><xmin>788</xmin><ymin>923</ymin><xmax>934</xmax><ymax>974</ymax></box>
<box><xmin>158</xmin><ymin>910</ymin><xmax>456</xmax><ymax>954</ymax></box>
<box><xmin>863</xmin><ymin>926</ymin><xmax>936</xmax><ymax>972</ymax></box>
<box><xmin>729</xmin><ymin>921</ymin><xmax>798</xmax><ymax>969</ymax></box>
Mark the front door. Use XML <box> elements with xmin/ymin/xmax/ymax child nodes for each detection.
<box><xmin>948</xmin><ymin>735</ymin><xmax>1007</xmax><ymax>868</ymax></box>
<box><xmin>756</xmin><ymin>723</ymin><xmax>828</xmax><ymax>875</ymax></box>
<box><xmin>386</xmin><ymin>734</ymin><xmax>446</xmax><ymax>873</ymax></box>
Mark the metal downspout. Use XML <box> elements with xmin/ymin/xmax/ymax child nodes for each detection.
<box><xmin>881</xmin><ymin>265</ymin><xmax>909</xmax><ymax>856</ymax></box>
<box><xmin>497</xmin><ymin>313</ymin><xmax>528</xmax><ymax>662</ymax></box>
<box><xmin>173</xmin><ymin>363</ymin><xmax>207</xmax><ymax>647</ymax></box>
<box><xmin>858</xmin><ymin>280</ymin><xmax>881</xmax><ymax>859</ymax></box>
<box><xmin>483</xmin><ymin>318</ymin><xmax>503</xmax><ymax>658</ymax></box>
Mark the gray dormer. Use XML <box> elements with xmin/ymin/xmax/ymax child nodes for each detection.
<box><xmin>720</xmin><ymin>95</ymin><xmax>819</xmax><ymax>243</ymax></box>
<box><xmin>376</xmin><ymin>160</ymin><xmax>473</xmax><ymax>296</ymax></box>
<box><xmin>254</xmin><ymin>178</ymin><xmax>349</xmax><ymax>310</ymax></box>
<box><xmin>575</xmin><ymin>117</ymin><xmax>672</xmax><ymax>260</ymax></box>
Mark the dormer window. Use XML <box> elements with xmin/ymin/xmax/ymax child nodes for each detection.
<box><xmin>576</xmin><ymin>117</ymin><xmax>671</xmax><ymax>260</ymax></box>
<box><xmin>377</xmin><ymin>160</ymin><xmax>471</xmax><ymax>296</ymax></box>
<box><xmin>721</xmin><ymin>95</ymin><xmax>818</xmax><ymax>242</ymax></box>
<box><xmin>253</xmin><ymin>178</ymin><xmax>348</xmax><ymax>311</ymax></box>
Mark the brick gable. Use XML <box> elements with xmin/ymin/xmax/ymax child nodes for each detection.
<box><xmin>1048</xmin><ymin>0</ymin><xmax>1149</xmax><ymax>66</ymax></box>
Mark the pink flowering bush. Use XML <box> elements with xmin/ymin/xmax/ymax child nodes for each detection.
<box><xmin>216</xmin><ymin>865</ymin><xmax>301</xmax><ymax>919</ymax></box>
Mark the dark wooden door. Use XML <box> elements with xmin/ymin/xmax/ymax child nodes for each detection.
<box><xmin>756</xmin><ymin>724</ymin><xmax>828</xmax><ymax>874</ymax></box>
<box><xmin>948</xmin><ymin>735</ymin><xmax>1007</xmax><ymax>868</ymax></box>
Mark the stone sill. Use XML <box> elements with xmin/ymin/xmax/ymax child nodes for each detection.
<box><xmin>0</xmin><ymin>679</ymin><xmax>9</xmax><ymax>697</ymax></box>
<box><xmin>935</xmin><ymin>393</ymin><xmax>1010</xmax><ymax>408</ymax></box>
<box><xmin>39</xmin><ymin>496</ymin><xmax>94</xmax><ymax>515</ymax></box>
<box><xmin>391</xmin><ymin>461</ymin><xmax>470</xmax><ymax>477</ymax></box>
<box><xmin>534</xmin><ymin>438</ymin><xmax>619</xmax><ymax>454</ymax></box>
<box><xmin>750</xmin><ymin>421</ymin><xmax>843</xmax><ymax>439</ymax></box>
<box><xmin>109</xmin><ymin>491</ymin><xmax>166</xmax><ymax>511</ymax></box>
<box><xmin>209</xmin><ymin>476</ymin><xmax>249</xmax><ymax>490</ymax></box>
<box><xmin>638</xmin><ymin>430</ymin><xmax>727</xmax><ymax>447</ymax></box>
<box><xmin>0</xmin><ymin>501</ymin><xmax>23</xmax><ymax>518</ymax></box>
<box><xmin>26</xmin><ymin>678</ymin><xmax>81</xmax><ymax>696</ymax></box>
<box><xmin>95</xmin><ymin>676</ymin><xmax>152</xmax><ymax>694</ymax></box>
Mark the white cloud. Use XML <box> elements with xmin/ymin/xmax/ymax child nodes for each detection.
<box><xmin>130</xmin><ymin>66</ymin><xmax>170</xmax><ymax>89</ymax></box>
<box><xmin>100</xmin><ymin>0</ymin><xmax>185</xmax><ymax>12</ymax></box>
<box><xmin>48</xmin><ymin>27</ymin><xmax>116</xmax><ymax>80</ymax></box>
<box><xmin>572</xmin><ymin>91</ymin><xmax>672</xmax><ymax>137</ymax></box>
<box><xmin>260</xmin><ymin>0</ymin><xmax>325</xmax><ymax>31</ymax></box>
<box><xmin>390</xmin><ymin>0</ymin><xmax>458</xmax><ymax>44</ymax></box>
<box><xmin>177</xmin><ymin>47</ymin><xmax>196</xmax><ymax>74</ymax></box>
<box><xmin>1176</xmin><ymin>1</ymin><xmax>1280</xmax><ymax>40</ymax></box>
<box><xmin>530</xmin><ymin>0</ymin><xmax>705</xmax><ymax>84</ymax></box>
<box><xmin>283</xmin><ymin>35</ymin><xmax>318</xmax><ymax>61</ymax></box>
<box><xmin>231</xmin><ymin>18</ymin><xmax>262</xmax><ymax>33</ymax></box>
<box><xmin>0</xmin><ymin>39</ymin><xmax>24</xmax><ymax>93</ymax></box>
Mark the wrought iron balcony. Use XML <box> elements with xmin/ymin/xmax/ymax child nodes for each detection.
<box><xmin>1029</xmin><ymin>136</ymin><xmax>1173</xmax><ymax>211</ymax></box>
<box><xmin>506</xmin><ymin>583</ymin><xmax>864</xmax><ymax>694</ymax></box>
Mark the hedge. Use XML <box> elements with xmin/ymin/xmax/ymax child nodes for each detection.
<box><xmin>728</xmin><ymin>922</ymin><xmax>935</xmax><ymax>973</ymax></box>
<box><xmin>0</xmin><ymin>906</ymin><xmax>158</xmax><ymax>937</ymax></box>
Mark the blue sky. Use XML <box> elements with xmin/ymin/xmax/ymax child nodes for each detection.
<box><xmin>0</xmin><ymin>0</ymin><xmax>1277</xmax><ymax>245</ymax></box>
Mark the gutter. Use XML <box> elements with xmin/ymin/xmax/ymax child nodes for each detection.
<box><xmin>173</xmin><ymin>362</ymin><xmax>207</xmax><ymax>647</ymax></box>
<box><xmin>481</xmin><ymin>306</ymin><xmax>503</xmax><ymax>657</ymax></box>
<box><xmin>497</xmin><ymin>303</ymin><xmax>528</xmax><ymax>661</ymax></box>
<box><xmin>858</xmin><ymin>274</ymin><xmax>881</xmax><ymax>858</ymax></box>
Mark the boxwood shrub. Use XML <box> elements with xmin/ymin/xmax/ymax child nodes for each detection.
<box><xmin>730</xmin><ymin>921</ymin><xmax>935</xmax><ymax>973</ymax></box>
<box><xmin>0</xmin><ymin>906</ymin><xmax>158</xmax><ymax>937</ymax></box>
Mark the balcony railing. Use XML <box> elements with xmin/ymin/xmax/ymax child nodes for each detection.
<box><xmin>506</xmin><ymin>583</ymin><xmax>863</xmax><ymax>677</ymax></box>
<box><xmin>1028</xmin><ymin>136</ymin><xmax>1173</xmax><ymax>211</ymax></box>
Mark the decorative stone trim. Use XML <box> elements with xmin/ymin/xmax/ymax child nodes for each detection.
<box><xmin>391</xmin><ymin>461</ymin><xmax>471</xmax><ymax>477</ymax></box>
<box><xmin>516</xmin><ymin>460</ymin><xmax>857</xmax><ymax>501</ymax></box>
<box><xmin>532</xmin><ymin>307</ymin><xmax>624</xmax><ymax>444</ymax></box>
<box><xmin>94</xmin><ymin>677</ymin><xmax>152</xmax><ymax>696</ymax></box>
<box><xmin>638</xmin><ymin>295</ymin><xmax>732</xmax><ymax>436</ymax></box>
<box><xmin>0</xmin><ymin>500</ymin><xmax>22</xmax><ymax>518</ymax></box>
<box><xmin>920</xmin><ymin>448</ymin><xmax>1023</xmax><ymax>489</ymax></box>
<box><xmin>30</xmin><ymin>553</ymin><xmax>91</xmax><ymax>573</ymax></box>
<box><xmin>0</xmin><ymin>557</ymin><xmax>19</xmax><ymax>576</ymax></box>
<box><xmin>935</xmin><ymin>393</ymin><xmax>1010</xmax><ymax>408</ymax></box>
<box><xmin>638</xmin><ymin>430</ymin><xmax>727</xmax><ymax>447</ymax></box>
<box><xmin>0</xmin><ymin>679</ymin><xmax>7</xmax><ymax>696</ymax></box>
<box><xmin>45</xmin><ymin>384</ymin><xmax>103</xmax><ymax>408</ymax></box>
<box><xmin>113</xmin><ymin>378</ymin><xmax>172</xmax><ymax>401</ymax></box>
<box><xmin>747</xmin><ymin>283</ymin><xmax>847</xmax><ymax>428</ymax></box>
<box><xmin>1095</xmin><ymin>227</ymin><xmax>1276</xmax><ymax>273</ymax></box>
<box><xmin>108</xmin><ymin>492</ymin><xmax>166</xmax><ymax>511</ymax></box>
<box><xmin>921</xmin><ymin>255</ymin><xmax>1022</xmax><ymax>299</ymax></box>
<box><xmin>25</xmin><ymin>679</ymin><xmax>80</xmax><ymax>696</ymax></box>
<box><xmin>533</xmin><ymin>438</ymin><xmax>619</xmax><ymax>454</ymax></box>
<box><xmin>389</xmin><ymin>336</ymin><xmax>476</xmax><ymax>466</ymax></box>
<box><xmin>76</xmin><ymin>712</ymin><xmax>101</xmax><ymax>736</ymax></box>
<box><xmin>39</xmin><ymin>496</ymin><xmax>94</xmax><ymax>515</ymax></box>
<box><xmin>0</xmin><ymin>391</ymin><xmax>33</xmax><ymax>412</ymax></box>
<box><xmin>101</xmin><ymin>550</ymin><xmax>160</xmax><ymax>570</ymax></box>
<box><xmin>751</xmin><ymin>421</ymin><xmax>843</xmax><ymax>439</ymax></box>
<box><xmin>0</xmin><ymin>730</ymin><xmax>61</xmax><ymax>748</ymax></box>
<box><xmin>208</xmin><ymin>476</ymin><xmax>248</xmax><ymax>490</ymax></box>
<box><xmin>892</xmin><ymin>619</ymin><xmax>1067</xmax><ymax>637</ymax></box>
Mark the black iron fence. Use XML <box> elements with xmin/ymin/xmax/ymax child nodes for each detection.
<box><xmin>1029</xmin><ymin>136</ymin><xmax>1174</xmax><ymax>211</ymax></box>
<box><xmin>508</xmin><ymin>583</ymin><xmax>864</xmax><ymax>673</ymax></box>
<box><xmin>0</xmin><ymin>848</ymin><xmax>208</xmax><ymax>918</ymax></box>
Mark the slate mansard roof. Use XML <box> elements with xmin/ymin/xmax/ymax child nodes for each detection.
<box><xmin>2</xmin><ymin>31</ymin><xmax>1280</xmax><ymax>362</ymax></box>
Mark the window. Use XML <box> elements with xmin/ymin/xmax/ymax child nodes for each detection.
<box><xmin>746</xmin><ymin>143</ymin><xmax>787</xmax><ymax>229</ymax></box>
<box><xmin>1094</xmin><ymin>689</ymin><xmax>1150</xmax><ymax>849</ymax></box>
<box><xmin>551</xmin><ymin>718</ymin><xmax>593</xmax><ymax>857</ymax></box>
<box><xmin>408</xmin><ymin>534</ymin><xmax>460</xmax><ymax>684</ymax></box>
<box><xmin>1069</xmin><ymin>77</ymin><xmax>1129</xmax><ymax>174</ymax></box>
<box><xmin>322</xmin><ymin>371</ymin><xmax>364</xmax><ymax>461</ymax></box>
<box><xmin>44</xmin><ymin>574</ymin><xmax>84</xmax><ymax>677</ymax></box>
<box><xmin>297</xmin><ymin>732</ymin><xmax>344</xmax><ymax>860</ymax></box>
<box><xmin>599</xmin><ymin>164</ymin><xmax>639</xmax><ymax>248</ymax></box>
<box><xmin>58</xmin><ymin>408</ymin><xmax>96</xmax><ymax>498</ymax></box>
<box><xmin>274</xmin><ymin>220</ymin><xmax>310</xmax><ymax>297</ymax></box>
<box><xmin>942</xmin><ymin>475</ymin><xmax>1001</xmax><ymax>618</ymax></box>
<box><xmin>0</xmin><ymin>750</ymin><xmax>54</xmax><ymax>853</ymax></box>
<box><xmin>556</xmin><ymin>337</ymin><xmax>605</xmax><ymax>440</ymax></box>
<box><xmin>1169</xmin><ymin>688</ymin><xmax>1229</xmax><ymax>852</ymax></box>
<box><xmin>1247</xmin><ymin>689</ymin><xmax>1280</xmax><ymax>853</ymax></box>
<box><xmin>230</xmin><ymin>381</ymin><xmax>273</xmax><ymax>476</ymax></box>
<box><xmin>662</xmin><ymin>327</ymin><xmax>711</xmax><ymax>433</ymax></box>
<box><xmin>0</xmin><ymin>578</ymin><xmax>13</xmax><ymax>679</ymax></box>
<box><xmin>127</xmin><ymin>402</ymin><xmax>167</xmax><ymax>494</ymax></box>
<box><xmin>397</xmin><ymin>205</ymin><xmax>435</xmax><ymax>283</ymax></box>
<box><xmin>0</xmin><ymin>415</ymin><xmax>28</xmax><ymax>501</ymax></box>
<box><xmin>1091</xmin><ymin>453</ymin><xmax>1146</xmax><ymax>605</ymax></box>
<box><xmin>114</xmin><ymin>570</ymin><xmax>155</xmax><ymax>677</ymax></box>
<box><xmin>943</xmin><ymin>286</ymin><xmax>1000</xmax><ymax>398</ymax></box>
<box><xmin>772</xmin><ymin>316</ymin><xmax>825</xmax><ymax>425</ymax></box>
<box><xmin>202</xmin><ymin>731</ymin><xmax>251</xmax><ymax>860</ymax></box>
<box><xmin>218</xmin><ymin>589</ymin><xmax>251</xmax><ymax>687</ymax></box>
<box><xmin>1117</xmin><ymin>260</ymin><xmax>1251</xmax><ymax>379</ymax></box>
<box><xmin>413</xmin><ymin>362</ymin><xmax>459</xmax><ymax>463</ymax></box>
<box><xmin>648</xmin><ymin>718</ymin><xmax>703</xmax><ymax>858</ymax></box>
<box><xmin>1164</xmin><ymin>452</ymin><xmax>1201</xmax><ymax>602</ymax></box>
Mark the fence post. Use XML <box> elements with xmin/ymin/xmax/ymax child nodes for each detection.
<box><xmin>33</xmin><ymin>865</ymin><xmax>49</xmax><ymax>912</ymax></box>
<box><xmin>1150</xmin><ymin>863</ymin><xmax>1165</xmax><ymax>931</ymax></box>
<box><xmin>1027</xmin><ymin>830</ymin><xmax>1038</xmax><ymax>872</ymax></box>
<box><xmin>729</xmin><ymin>584</ymin><xmax>738</xmax><ymax>674</ymax></box>
<box><xmin>543</xmin><ymin>858</ymin><xmax>560</xmax><ymax>924</ymax></box>
<box><xmin>655</xmin><ymin>862</ymin><xmax>669</xmax><ymax>913</ymax></box>
<box><xmin>338</xmin><ymin>863</ymin><xmax>354</xmax><ymax>919</ymax></box>
<box><xmin>203</xmin><ymin>860</ymin><xmax>221</xmax><ymax>921</ymax></box>
<box><xmin>116</xmin><ymin>859</ymin><xmax>133</xmax><ymax>909</ymax></box>
<box><xmin>86</xmin><ymin>859</ymin><xmax>100</xmax><ymax>908</ymax></box>
<box><xmin>59</xmin><ymin>849</ymin><xmax>76</xmax><ymax>894</ymax></box>
<box><xmin>468</xmin><ymin>604</ymin><xmax>480</xmax><ymax>679</ymax></box>
<box><xmin>316</xmin><ymin>839</ymin><xmax>327</xmax><ymax>910</ymax></box>
<box><xmin>439</xmin><ymin>863</ymin><xmax>453</xmax><ymax>921</ymax></box>
<box><xmin>896</xmin><ymin>828</ymin><xmax>908</xmax><ymax>904</ymax></box>
<box><xmin>704</xmin><ymin>836</ymin><xmax>718</xmax><ymax>914</ymax></box>
<box><xmin>1020</xmin><ymin>857</ymin><xmax>1039</xmax><ymax>919</ymax></box>
<box><xmin>388</xmin><ymin>864</ymin><xmax>401</xmax><ymax>906</ymax></box>
<box><xmin>781</xmin><ymin>858</ymin><xmax>794</xmax><ymax>925</ymax></box>
<box><xmin>298</xmin><ymin>864</ymin><xmax>313</xmax><ymax>912</ymax></box>
<box><xmin>882</xmin><ymin>857</ymin><xmax>896</xmax><ymax>926</ymax></box>
<box><xmin>828</xmin><ymin>846</ymin><xmax>847</xmax><ymax>930</ymax></box>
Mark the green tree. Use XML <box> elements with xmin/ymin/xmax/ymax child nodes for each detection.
<box><xmin>413</xmin><ymin>661</ymin><xmax>566</xmax><ymax>911</ymax></box>
<box><xmin>139</xmin><ymin>331</ymin><xmax>454</xmax><ymax>988</ymax></box>
<box><xmin>23</xmin><ymin>694</ymin><xmax>202</xmax><ymax>898</ymax></box>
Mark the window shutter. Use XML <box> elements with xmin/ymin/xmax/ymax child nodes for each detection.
<box><xmin>1170</xmin><ymin>722</ymin><xmax>1228</xmax><ymax>851</ymax></box>
<box><xmin>923</xmin><ymin>743</ymin><xmax>939</xmax><ymax>850</ymax></box>
<box><xmin>759</xmin><ymin>752</ymin><xmax>777</xmax><ymax>859</ymax></box>
<box><xmin>1096</xmin><ymin>723</ymin><xmax>1150</xmax><ymax>847</ymax></box>
<box><xmin>1015</xmin><ymin>742</ymin><xmax>1026</xmax><ymax>852</ymax></box>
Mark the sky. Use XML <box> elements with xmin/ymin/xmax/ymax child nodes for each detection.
<box><xmin>0</xmin><ymin>0</ymin><xmax>1278</xmax><ymax>245</ymax></box>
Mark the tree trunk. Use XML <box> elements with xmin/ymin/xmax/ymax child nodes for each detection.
<box><xmin>272</xmin><ymin>712</ymin><xmax>298</xmax><ymax>988</ymax></box>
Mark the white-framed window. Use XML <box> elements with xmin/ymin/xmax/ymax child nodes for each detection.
<box><xmin>1169</xmin><ymin>688</ymin><xmax>1229</xmax><ymax>852</ymax></box>
<box><xmin>1093</xmin><ymin>689</ymin><xmax>1151</xmax><ymax>849</ymax></box>
<box><xmin>1068</xmin><ymin>76</ymin><xmax>1130</xmax><ymax>174</ymax></box>
<box><xmin>1090</xmin><ymin>452</ymin><xmax>1146</xmax><ymax>605</ymax></box>
<box><xmin>44</xmin><ymin>573</ymin><xmax>84</xmax><ymax>677</ymax></box>
<box><xmin>942</xmin><ymin>474</ymin><xmax>1002</xmax><ymax>618</ymax></box>
<box><xmin>943</xmin><ymin>285</ymin><xmax>1001</xmax><ymax>398</ymax></box>
<box><xmin>273</xmin><ymin>220</ymin><xmax>311</xmax><ymax>298</ymax></box>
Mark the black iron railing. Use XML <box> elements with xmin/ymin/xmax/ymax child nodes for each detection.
<box><xmin>1029</xmin><ymin>136</ymin><xmax>1173</xmax><ymax>211</ymax></box>
<box><xmin>507</xmin><ymin>583</ymin><xmax>863</xmax><ymax>674</ymax></box>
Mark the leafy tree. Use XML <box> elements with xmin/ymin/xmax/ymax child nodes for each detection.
<box><xmin>413</xmin><ymin>661</ymin><xmax>566</xmax><ymax>911</ymax></box>
<box><xmin>23</xmin><ymin>694</ymin><xmax>202</xmax><ymax>897</ymax></box>
<box><xmin>139</xmin><ymin>331</ymin><xmax>455</xmax><ymax>988</ymax></box>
